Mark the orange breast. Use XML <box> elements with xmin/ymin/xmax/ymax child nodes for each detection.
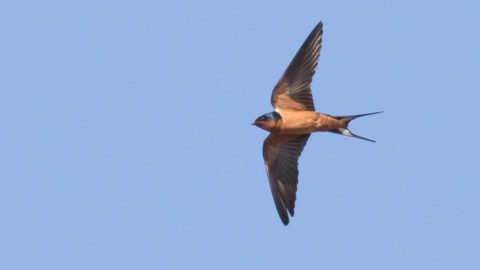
<box><xmin>276</xmin><ymin>110</ymin><xmax>345</xmax><ymax>135</ymax></box>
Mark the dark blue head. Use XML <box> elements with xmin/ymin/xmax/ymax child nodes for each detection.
<box><xmin>255</xmin><ymin>111</ymin><xmax>281</xmax><ymax>122</ymax></box>
<box><xmin>253</xmin><ymin>111</ymin><xmax>282</xmax><ymax>131</ymax></box>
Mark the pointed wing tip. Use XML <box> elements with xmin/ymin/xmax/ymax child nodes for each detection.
<box><xmin>314</xmin><ymin>21</ymin><xmax>323</xmax><ymax>34</ymax></box>
<box><xmin>277</xmin><ymin>204</ymin><xmax>295</xmax><ymax>225</ymax></box>
<box><xmin>281</xmin><ymin>216</ymin><xmax>290</xmax><ymax>225</ymax></box>
<box><xmin>274</xmin><ymin>204</ymin><xmax>290</xmax><ymax>225</ymax></box>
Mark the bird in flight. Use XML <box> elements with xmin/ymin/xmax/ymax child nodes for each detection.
<box><xmin>253</xmin><ymin>21</ymin><xmax>382</xmax><ymax>225</ymax></box>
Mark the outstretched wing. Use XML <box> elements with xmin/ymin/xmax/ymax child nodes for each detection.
<box><xmin>271</xmin><ymin>22</ymin><xmax>323</xmax><ymax>111</ymax></box>
<box><xmin>262</xmin><ymin>133</ymin><xmax>311</xmax><ymax>225</ymax></box>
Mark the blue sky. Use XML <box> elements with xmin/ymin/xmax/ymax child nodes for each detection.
<box><xmin>1</xmin><ymin>0</ymin><xmax>479</xmax><ymax>269</ymax></box>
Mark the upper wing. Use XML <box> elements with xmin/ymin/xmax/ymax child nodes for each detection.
<box><xmin>262</xmin><ymin>133</ymin><xmax>311</xmax><ymax>225</ymax></box>
<box><xmin>271</xmin><ymin>22</ymin><xmax>323</xmax><ymax>111</ymax></box>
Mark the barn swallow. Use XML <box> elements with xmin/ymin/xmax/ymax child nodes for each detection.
<box><xmin>253</xmin><ymin>21</ymin><xmax>382</xmax><ymax>225</ymax></box>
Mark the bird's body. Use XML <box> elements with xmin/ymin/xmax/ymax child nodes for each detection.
<box><xmin>253</xmin><ymin>21</ymin><xmax>382</xmax><ymax>225</ymax></box>
<box><xmin>256</xmin><ymin>110</ymin><xmax>346</xmax><ymax>135</ymax></box>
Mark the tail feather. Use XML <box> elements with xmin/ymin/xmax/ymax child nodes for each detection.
<box><xmin>334</xmin><ymin>111</ymin><xmax>384</xmax><ymax>124</ymax></box>
<box><xmin>331</xmin><ymin>128</ymin><xmax>376</xmax><ymax>143</ymax></box>
<box><xmin>330</xmin><ymin>111</ymin><xmax>383</xmax><ymax>143</ymax></box>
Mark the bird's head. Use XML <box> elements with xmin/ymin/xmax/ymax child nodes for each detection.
<box><xmin>252</xmin><ymin>111</ymin><xmax>282</xmax><ymax>132</ymax></box>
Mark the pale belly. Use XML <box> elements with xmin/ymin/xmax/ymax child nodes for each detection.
<box><xmin>276</xmin><ymin>110</ymin><xmax>344</xmax><ymax>135</ymax></box>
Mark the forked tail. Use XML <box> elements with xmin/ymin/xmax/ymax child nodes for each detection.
<box><xmin>330</xmin><ymin>111</ymin><xmax>383</xmax><ymax>142</ymax></box>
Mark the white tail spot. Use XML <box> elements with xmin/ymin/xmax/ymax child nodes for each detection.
<box><xmin>338</xmin><ymin>128</ymin><xmax>353</xmax><ymax>137</ymax></box>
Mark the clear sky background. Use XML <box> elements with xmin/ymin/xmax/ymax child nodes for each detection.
<box><xmin>1</xmin><ymin>0</ymin><xmax>479</xmax><ymax>269</ymax></box>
